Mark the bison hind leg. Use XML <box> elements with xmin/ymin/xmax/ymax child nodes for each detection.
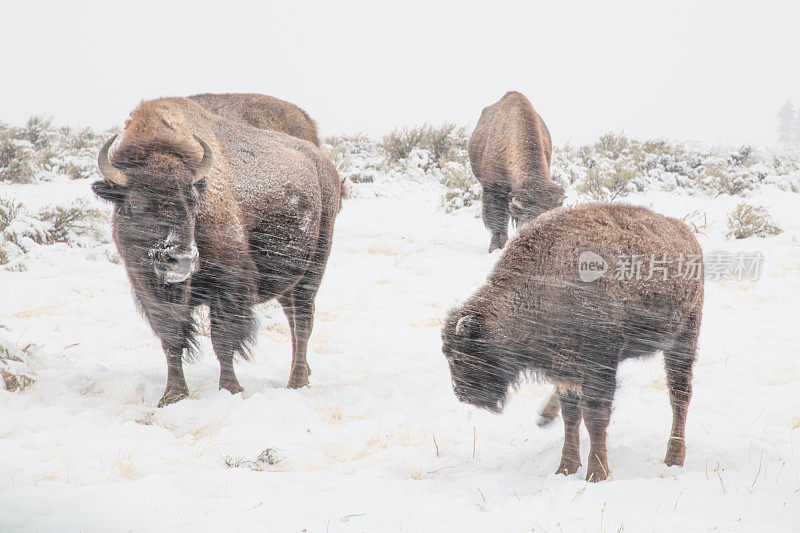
<box><xmin>537</xmin><ymin>391</ymin><xmax>561</xmax><ymax>427</ymax></box>
<box><xmin>578</xmin><ymin>338</ymin><xmax>622</xmax><ymax>482</ymax></box>
<box><xmin>277</xmin><ymin>213</ymin><xmax>335</xmax><ymax>390</ymax></box>
<box><xmin>663</xmin><ymin>312</ymin><xmax>700</xmax><ymax>467</ymax></box>
<box><xmin>555</xmin><ymin>390</ymin><xmax>582</xmax><ymax>476</ymax></box>
<box><xmin>279</xmin><ymin>283</ymin><xmax>318</xmax><ymax>389</ymax></box>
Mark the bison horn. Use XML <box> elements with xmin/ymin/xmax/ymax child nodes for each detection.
<box><xmin>192</xmin><ymin>135</ymin><xmax>214</xmax><ymax>183</ymax></box>
<box><xmin>455</xmin><ymin>315</ymin><xmax>481</xmax><ymax>339</ymax></box>
<box><xmin>97</xmin><ymin>135</ymin><xmax>127</xmax><ymax>187</ymax></box>
<box><xmin>510</xmin><ymin>197</ymin><xmax>523</xmax><ymax>209</ymax></box>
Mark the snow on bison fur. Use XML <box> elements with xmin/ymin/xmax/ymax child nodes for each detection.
<box><xmin>93</xmin><ymin>96</ymin><xmax>341</xmax><ymax>406</ymax></box>
<box><xmin>468</xmin><ymin>91</ymin><xmax>565</xmax><ymax>252</ymax></box>
<box><xmin>442</xmin><ymin>203</ymin><xmax>704</xmax><ymax>481</ymax></box>
<box><xmin>188</xmin><ymin>92</ymin><xmax>320</xmax><ymax>147</ymax></box>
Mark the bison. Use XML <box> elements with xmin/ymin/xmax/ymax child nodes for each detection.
<box><xmin>93</xmin><ymin>96</ymin><xmax>341</xmax><ymax>406</ymax></box>
<box><xmin>442</xmin><ymin>203</ymin><xmax>704</xmax><ymax>481</ymax></box>
<box><xmin>469</xmin><ymin>91</ymin><xmax>565</xmax><ymax>252</ymax></box>
<box><xmin>188</xmin><ymin>92</ymin><xmax>320</xmax><ymax>147</ymax></box>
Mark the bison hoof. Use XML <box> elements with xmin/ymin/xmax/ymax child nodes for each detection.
<box><xmin>287</xmin><ymin>367</ymin><xmax>310</xmax><ymax>389</ymax></box>
<box><xmin>555</xmin><ymin>459</ymin><xmax>581</xmax><ymax>476</ymax></box>
<box><xmin>488</xmin><ymin>234</ymin><xmax>507</xmax><ymax>253</ymax></box>
<box><xmin>287</xmin><ymin>376</ymin><xmax>309</xmax><ymax>389</ymax></box>
<box><xmin>664</xmin><ymin>438</ymin><xmax>686</xmax><ymax>467</ymax></box>
<box><xmin>158</xmin><ymin>387</ymin><xmax>189</xmax><ymax>407</ymax></box>
<box><xmin>585</xmin><ymin>469</ymin><xmax>608</xmax><ymax>482</ymax></box>
<box><xmin>586</xmin><ymin>454</ymin><xmax>610</xmax><ymax>482</ymax></box>
<box><xmin>219</xmin><ymin>380</ymin><xmax>244</xmax><ymax>395</ymax></box>
<box><xmin>536</xmin><ymin>415</ymin><xmax>557</xmax><ymax>427</ymax></box>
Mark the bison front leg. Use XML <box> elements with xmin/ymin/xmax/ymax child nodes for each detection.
<box><xmin>555</xmin><ymin>390</ymin><xmax>582</xmax><ymax>475</ymax></box>
<box><xmin>581</xmin><ymin>367</ymin><xmax>618</xmax><ymax>482</ymax></box>
<box><xmin>159</xmin><ymin>342</ymin><xmax>189</xmax><ymax>407</ymax></box>
<box><xmin>481</xmin><ymin>183</ymin><xmax>510</xmax><ymax>253</ymax></box>
<box><xmin>210</xmin><ymin>337</ymin><xmax>245</xmax><ymax>396</ymax></box>
<box><xmin>209</xmin><ymin>290</ymin><xmax>256</xmax><ymax>396</ymax></box>
<box><xmin>582</xmin><ymin>396</ymin><xmax>613</xmax><ymax>482</ymax></box>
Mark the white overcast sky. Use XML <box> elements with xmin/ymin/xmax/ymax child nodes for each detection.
<box><xmin>1</xmin><ymin>0</ymin><xmax>798</xmax><ymax>145</ymax></box>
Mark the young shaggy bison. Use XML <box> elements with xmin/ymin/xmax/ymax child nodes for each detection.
<box><xmin>469</xmin><ymin>91</ymin><xmax>565</xmax><ymax>252</ymax></box>
<box><xmin>442</xmin><ymin>203</ymin><xmax>704</xmax><ymax>481</ymax></box>
<box><xmin>93</xmin><ymin>97</ymin><xmax>341</xmax><ymax>406</ymax></box>
<box><xmin>188</xmin><ymin>92</ymin><xmax>320</xmax><ymax>147</ymax></box>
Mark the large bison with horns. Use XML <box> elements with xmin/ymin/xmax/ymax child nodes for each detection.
<box><xmin>469</xmin><ymin>91</ymin><xmax>565</xmax><ymax>252</ymax></box>
<box><xmin>442</xmin><ymin>203</ymin><xmax>704</xmax><ymax>481</ymax></box>
<box><xmin>93</xmin><ymin>97</ymin><xmax>341</xmax><ymax>406</ymax></box>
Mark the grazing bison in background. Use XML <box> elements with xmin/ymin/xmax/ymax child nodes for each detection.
<box><xmin>442</xmin><ymin>203</ymin><xmax>704</xmax><ymax>481</ymax></box>
<box><xmin>469</xmin><ymin>91</ymin><xmax>565</xmax><ymax>252</ymax></box>
<box><xmin>93</xmin><ymin>97</ymin><xmax>341</xmax><ymax>406</ymax></box>
<box><xmin>188</xmin><ymin>92</ymin><xmax>320</xmax><ymax>147</ymax></box>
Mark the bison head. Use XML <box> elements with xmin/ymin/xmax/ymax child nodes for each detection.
<box><xmin>509</xmin><ymin>181</ymin><xmax>565</xmax><ymax>227</ymax></box>
<box><xmin>441</xmin><ymin>310</ymin><xmax>522</xmax><ymax>413</ymax></box>
<box><xmin>92</xmin><ymin>134</ymin><xmax>213</xmax><ymax>285</ymax></box>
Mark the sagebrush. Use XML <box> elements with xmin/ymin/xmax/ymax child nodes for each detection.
<box><xmin>0</xmin><ymin>339</ymin><xmax>37</xmax><ymax>392</ymax></box>
<box><xmin>726</xmin><ymin>203</ymin><xmax>782</xmax><ymax>239</ymax></box>
<box><xmin>0</xmin><ymin>196</ymin><xmax>108</xmax><ymax>268</ymax></box>
<box><xmin>380</xmin><ymin>122</ymin><xmax>469</xmax><ymax>167</ymax></box>
<box><xmin>554</xmin><ymin>132</ymin><xmax>798</xmax><ymax>197</ymax></box>
<box><xmin>307</xmin><ymin>128</ymin><xmax>795</xmax><ymax>213</ymax></box>
<box><xmin>0</xmin><ymin>117</ymin><xmax>113</xmax><ymax>183</ymax></box>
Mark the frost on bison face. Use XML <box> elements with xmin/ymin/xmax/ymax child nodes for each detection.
<box><xmin>94</xmin><ymin>135</ymin><xmax>208</xmax><ymax>287</ymax></box>
<box><xmin>442</xmin><ymin>203</ymin><xmax>704</xmax><ymax>482</ymax></box>
<box><xmin>92</xmin><ymin>96</ymin><xmax>341</xmax><ymax>407</ymax></box>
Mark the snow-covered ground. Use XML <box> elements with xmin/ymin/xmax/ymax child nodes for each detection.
<box><xmin>1</xmin><ymin>167</ymin><xmax>799</xmax><ymax>531</ymax></box>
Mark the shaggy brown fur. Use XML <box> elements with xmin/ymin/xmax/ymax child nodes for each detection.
<box><xmin>469</xmin><ymin>91</ymin><xmax>565</xmax><ymax>252</ymax></box>
<box><xmin>94</xmin><ymin>97</ymin><xmax>340</xmax><ymax>406</ymax></box>
<box><xmin>188</xmin><ymin>93</ymin><xmax>320</xmax><ymax>146</ymax></box>
<box><xmin>442</xmin><ymin>203</ymin><xmax>704</xmax><ymax>481</ymax></box>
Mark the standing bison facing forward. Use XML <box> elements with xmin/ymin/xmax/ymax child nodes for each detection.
<box><xmin>93</xmin><ymin>97</ymin><xmax>341</xmax><ymax>406</ymax></box>
<box><xmin>442</xmin><ymin>203</ymin><xmax>704</xmax><ymax>481</ymax></box>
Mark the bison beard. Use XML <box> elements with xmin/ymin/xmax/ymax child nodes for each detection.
<box><xmin>94</xmin><ymin>96</ymin><xmax>341</xmax><ymax>407</ymax></box>
<box><xmin>442</xmin><ymin>203</ymin><xmax>703</xmax><ymax>482</ymax></box>
<box><xmin>442</xmin><ymin>314</ymin><xmax>523</xmax><ymax>412</ymax></box>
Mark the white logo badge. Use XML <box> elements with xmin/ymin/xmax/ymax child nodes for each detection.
<box><xmin>578</xmin><ymin>251</ymin><xmax>607</xmax><ymax>282</ymax></box>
